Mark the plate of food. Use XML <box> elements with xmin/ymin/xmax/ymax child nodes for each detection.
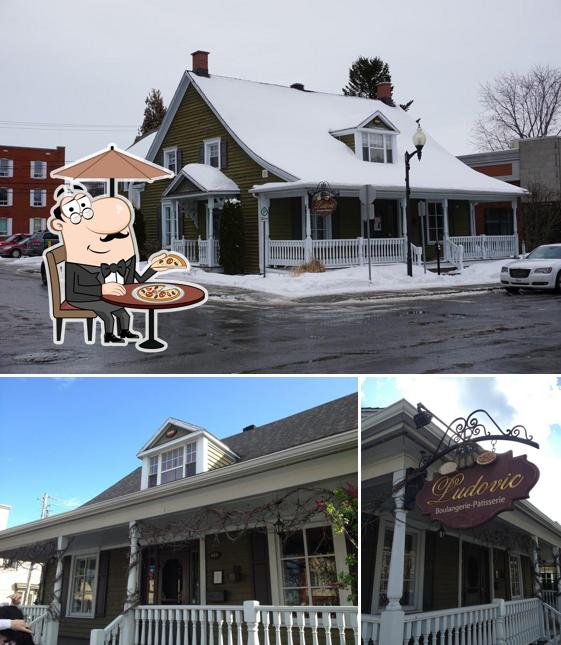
<box><xmin>132</xmin><ymin>284</ymin><xmax>185</xmax><ymax>303</ymax></box>
<box><xmin>150</xmin><ymin>253</ymin><xmax>189</xmax><ymax>270</ymax></box>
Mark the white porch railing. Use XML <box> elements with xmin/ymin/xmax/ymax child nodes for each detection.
<box><xmin>444</xmin><ymin>238</ymin><xmax>465</xmax><ymax>272</ymax></box>
<box><xmin>360</xmin><ymin>614</ymin><xmax>380</xmax><ymax>645</ymax></box>
<box><xmin>27</xmin><ymin>609</ymin><xmax>52</xmax><ymax>645</ymax></box>
<box><xmin>504</xmin><ymin>598</ymin><xmax>543</xmax><ymax>644</ymax></box>
<box><xmin>543</xmin><ymin>590</ymin><xmax>559</xmax><ymax>607</ymax></box>
<box><xmin>171</xmin><ymin>238</ymin><xmax>199</xmax><ymax>264</ymax></box>
<box><xmin>91</xmin><ymin>602</ymin><xmax>358</xmax><ymax>645</ymax></box>
<box><xmin>543</xmin><ymin>601</ymin><xmax>561</xmax><ymax>643</ymax></box>
<box><xmin>268</xmin><ymin>240</ymin><xmax>307</xmax><ymax>267</ymax></box>
<box><xmin>312</xmin><ymin>239</ymin><xmax>362</xmax><ymax>267</ymax></box>
<box><xmin>21</xmin><ymin>604</ymin><xmax>49</xmax><ymax>623</ymax></box>
<box><xmin>449</xmin><ymin>234</ymin><xmax>518</xmax><ymax>260</ymax></box>
<box><xmin>199</xmin><ymin>238</ymin><xmax>220</xmax><ymax>267</ymax></box>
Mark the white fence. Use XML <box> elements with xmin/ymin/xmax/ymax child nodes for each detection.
<box><xmin>449</xmin><ymin>234</ymin><xmax>518</xmax><ymax>260</ymax></box>
<box><xmin>543</xmin><ymin>601</ymin><xmax>561</xmax><ymax>643</ymax></box>
<box><xmin>171</xmin><ymin>238</ymin><xmax>199</xmax><ymax>263</ymax></box>
<box><xmin>444</xmin><ymin>238</ymin><xmax>465</xmax><ymax>271</ymax></box>
<box><xmin>268</xmin><ymin>240</ymin><xmax>307</xmax><ymax>267</ymax></box>
<box><xmin>170</xmin><ymin>237</ymin><xmax>219</xmax><ymax>267</ymax></box>
<box><xmin>91</xmin><ymin>602</ymin><xmax>358</xmax><ymax>645</ymax></box>
<box><xmin>360</xmin><ymin>614</ymin><xmax>380</xmax><ymax>645</ymax></box>
<box><xmin>504</xmin><ymin>598</ymin><xmax>543</xmax><ymax>644</ymax></box>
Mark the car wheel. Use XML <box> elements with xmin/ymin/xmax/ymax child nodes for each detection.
<box><xmin>11</xmin><ymin>249</ymin><xmax>21</xmax><ymax>258</ymax></box>
<box><xmin>505</xmin><ymin>287</ymin><xmax>519</xmax><ymax>294</ymax></box>
<box><xmin>555</xmin><ymin>271</ymin><xmax>561</xmax><ymax>294</ymax></box>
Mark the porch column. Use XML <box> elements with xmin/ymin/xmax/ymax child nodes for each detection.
<box><xmin>553</xmin><ymin>546</ymin><xmax>561</xmax><ymax>612</ymax></box>
<box><xmin>511</xmin><ymin>198</ymin><xmax>519</xmax><ymax>255</ymax></box>
<box><xmin>443</xmin><ymin>199</ymin><xmax>450</xmax><ymax>239</ymax></box>
<box><xmin>199</xmin><ymin>536</ymin><xmax>207</xmax><ymax>604</ymax></box>
<box><xmin>44</xmin><ymin>536</ymin><xmax>68</xmax><ymax>645</ymax></box>
<box><xmin>379</xmin><ymin>470</ymin><xmax>407</xmax><ymax>645</ymax></box>
<box><xmin>121</xmin><ymin>521</ymin><xmax>140</xmax><ymax>645</ymax></box>
<box><xmin>533</xmin><ymin>536</ymin><xmax>543</xmax><ymax>599</ymax></box>
<box><xmin>266</xmin><ymin>527</ymin><xmax>282</xmax><ymax>605</ymax></box>
<box><xmin>469</xmin><ymin>201</ymin><xmax>477</xmax><ymax>236</ymax></box>
<box><xmin>400</xmin><ymin>198</ymin><xmax>407</xmax><ymax>239</ymax></box>
<box><xmin>257</xmin><ymin>194</ymin><xmax>270</xmax><ymax>273</ymax></box>
<box><xmin>304</xmin><ymin>195</ymin><xmax>313</xmax><ymax>262</ymax></box>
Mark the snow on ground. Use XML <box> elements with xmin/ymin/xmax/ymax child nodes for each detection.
<box><xmin>2</xmin><ymin>255</ymin><xmax>505</xmax><ymax>298</ymax></box>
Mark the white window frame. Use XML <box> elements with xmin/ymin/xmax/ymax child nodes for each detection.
<box><xmin>277</xmin><ymin>523</ymin><xmax>343</xmax><ymax>606</ymax></box>
<box><xmin>29</xmin><ymin>217</ymin><xmax>44</xmax><ymax>233</ymax></box>
<box><xmin>163</xmin><ymin>147</ymin><xmax>178</xmax><ymax>174</ymax></box>
<box><xmin>371</xmin><ymin>518</ymin><xmax>424</xmax><ymax>613</ymax></box>
<box><xmin>146</xmin><ymin>441</ymin><xmax>198</xmax><ymax>487</ymax></box>
<box><xmin>509</xmin><ymin>553</ymin><xmax>524</xmax><ymax>600</ymax></box>
<box><xmin>0</xmin><ymin>159</ymin><xmax>13</xmax><ymax>178</ymax></box>
<box><xmin>204</xmin><ymin>137</ymin><xmax>221</xmax><ymax>168</ymax></box>
<box><xmin>67</xmin><ymin>552</ymin><xmax>99</xmax><ymax>618</ymax></box>
<box><xmin>310</xmin><ymin>212</ymin><xmax>332</xmax><ymax>240</ymax></box>
<box><xmin>30</xmin><ymin>189</ymin><xmax>46</xmax><ymax>208</ymax></box>
<box><xmin>161</xmin><ymin>201</ymin><xmax>179</xmax><ymax>247</ymax></box>
<box><xmin>0</xmin><ymin>188</ymin><xmax>13</xmax><ymax>207</ymax></box>
<box><xmin>0</xmin><ymin>217</ymin><xmax>11</xmax><ymax>236</ymax></box>
<box><xmin>360</xmin><ymin>130</ymin><xmax>396</xmax><ymax>164</ymax></box>
<box><xmin>30</xmin><ymin>160</ymin><xmax>47</xmax><ymax>179</ymax></box>
<box><xmin>426</xmin><ymin>200</ymin><xmax>445</xmax><ymax>243</ymax></box>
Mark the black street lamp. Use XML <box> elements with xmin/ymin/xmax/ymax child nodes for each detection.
<box><xmin>405</xmin><ymin>120</ymin><xmax>427</xmax><ymax>277</ymax></box>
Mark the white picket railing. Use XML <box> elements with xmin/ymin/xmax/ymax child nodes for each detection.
<box><xmin>199</xmin><ymin>239</ymin><xmax>220</xmax><ymax>267</ymax></box>
<box><xmin>543</xmin><ymin>590</ymin><xmax>559</xmax><ymax>607</ymax></box>
<box><xmin>410</xmin><ymin>244</ymin><xmax>422</xmax><ymax>266</ymax></box>
<box><xmin>364</xmin><ymin>238</ymin><xmax>406</xmax><ymax>264</ymax></box>
<box><xmin>92</xmin><ymin>602</ymin><xmax>358</xmax><ymax>645</ymax></box>
<box><xmin>28</xmin><ymin>610</ymin><xmax>51</xmax><ymax>645</ymax></box>
<box><xmin>504</xmin><ymin>598</ymin><xmax>543</xmax><ymax>644</ymax></box>
<box><xmin>542</xmin><ymin>601</ymin><xmax>561</xmax><ymax>643</ymax></box>
<box><xmin>449</xmin><ymin>234</ymin><xmax>518</xmax><ymax>260</ymax></box>
<box><xmin>21</xmin><ymin>604</ymin><xmax>49</xmax><ymax>623</ymax></box>
<box><xmin>268</xmin><ymin>240</ymin><xmax>306</xmax><ymax>267</ymax></box>
<box><xmin>171</xmin><ymin>238</ymin><xmax>199</xmax><ymax>263</ymax></box>
<box><xmin>444</xmin><ymin>237</ymin><xmax>465</xmax><ymax>271</ymax></box>
<box><xmin>259</xmin><ymin>604</ymin><xmax>359</xmax><ymax>645</ymax></box>
<box><xmin>360</xmin><ymin>614</ymin><xmax>380</xmax><ymax>645</ymax></box>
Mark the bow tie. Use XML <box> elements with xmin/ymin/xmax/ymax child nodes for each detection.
<box><xmin>101</xmin><ymin>259</ymin><xmax>127</xmax><ymax>278</ymax></box>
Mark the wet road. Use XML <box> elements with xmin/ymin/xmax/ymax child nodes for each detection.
<box><xmin>1</xmin><ymin>263</ymin><xmax>560</xmax><ymax>374</ymax></box>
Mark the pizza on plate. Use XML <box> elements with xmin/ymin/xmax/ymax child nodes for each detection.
<box><xmin>151</xmin><ymin>253</ymin><xmax>189</xmax><ymax>269</ymax></box>
<box><xmin>134</xmin><ymin>284</ymin><xmax>183</xmax><ymax>303</ymax></box>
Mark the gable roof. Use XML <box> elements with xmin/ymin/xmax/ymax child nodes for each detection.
<box><xmin>163</xmin><ymin>163</ymin><xmax>239</xmax><ymax>197</ymax></box>
<box><xmin>83</xmin><ymin>393</ymin><xmax>357</xmax><ymax>506</ymax></box>
<box><xmin>144</xmin><ymin>71</ymin><xmax>525</xmax><ymax>199</ymax></box>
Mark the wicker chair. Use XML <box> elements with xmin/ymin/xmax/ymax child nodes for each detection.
<box><xmin>44</xmin><ymin>245</ymin><xmax>97</xmax><ymax>343</ymax></box>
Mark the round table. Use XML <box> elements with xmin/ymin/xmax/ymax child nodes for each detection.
<box><xmin>101</xmin><ymin>282</ymin><xmax>207</xmax><ymax>352</ymax></box>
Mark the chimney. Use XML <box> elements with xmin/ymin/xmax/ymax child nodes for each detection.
<box><xmin>290</xmin><ymin>83</ymin><xmax>305</xmax><ymax>91</ymax></box>
<box><xmin>243</xmin><ymin>424</ymin><xmax>256</xmax><ymax>432</ymax></box>
<box><xmin>191</xmin><ymin>50</ymin><xmax>209</xmax><ymax>76</ymax></box>
<box><xmin>0</xmin><ymin>504</ymin><xmax>11</xmax><ymax>531</ymax></box>
<box><xmin>376</xmin><ymin>81</ymin><xmax>393</xmax><ymax>105</ymax></box>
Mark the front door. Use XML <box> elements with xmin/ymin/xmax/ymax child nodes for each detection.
<box><xmin>463</xmin><ymin>542</ymin><xmax>490</xmax><ymax>606</ymax></box>
<box><xmin>141</xmin><ymin>543</ymin><xmax>200</xmax><ymax>605</ymax></box>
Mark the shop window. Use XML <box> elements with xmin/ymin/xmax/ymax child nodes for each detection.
<box><xmin>484</xmin><ymin>207</ymin><xmax>513</xmax><ymax>235</ymax></box>
<box><xmin>280</xmin><ymin>526</ymin><xmax>339</xmax><ymax>605</ymax></box>
<box><xmin>509</xmin><ymin>553</ymin><xmax>523</xmax><ymax>599</ymax></box>
<box><xmin>426</xmin><ymin>201</ymin><xmax>444</xmax><ymax>243</ymax></box>
<box><xmin>68</xmin><ymin>554</ymin><xmax>98</xmax><ymax>617</ymax></box>
<box><xmin>378</xmin><ymin>527</ymin><xmax>418</xmax><ymax>609</ymax></box>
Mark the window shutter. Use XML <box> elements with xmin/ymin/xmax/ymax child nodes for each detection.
<box><xmin>42</xmin><ymin>190</ymin><xmax>46</xmax><ymax>206</ymax></box>
<box><xmin>9</xmin><ymin>159</ymin><xmax>13</xmax><ymax>177</ymax></box>
<box><xmin>7</xmin><ymin>218</ymin><xmax>12</xmax><ymax>235</ymax></box>
<box><xmin>41</xmin><ymin>217</ymin><xmax>47</xmax><ymax>230</ymax></box>
<box><xmin>8</xmin><ymin>189</ymin><xmax>13</xmax><ymax>207</ymax></box>
<box><xmin>60</xmin><ymin>556</ymin><xmax>71</xmax><ymax>617</ymax></box>
<box><xmin>30</xmin><ymin>190</ymin><xmax>34</xmax><ymax>207</ymax></box>
<box><xmin>95</xmin><ymin>551</ymin><xmax>111</xmax><ymax>617</ymax></box>
<box><xmin>30</xmin><ymin>161</ymin><xmax>34</xmax><ymax>178</ymax></box>
<box><xmin>198</xmin><ymin>143</ymin><xmax>205</xmax><ymax>164</ymax></box>
<box><xmin>220</xmin><ymin>139</ymin><xmax>228</xmax><ymax>170</ymax></box>
<box><xmin>42</xmin><ymin>160</ymin><xmax>47</xmax><ymax>177</ymax></box>
<box><xmin>29</xmin><ymin>219</ymin><xmax>34</xmax><ymax>234</ymax></box>
<box><xmin>176</xmin><ymin>149</ymin><xmax>183</xmax><ymax>173</ymax></box>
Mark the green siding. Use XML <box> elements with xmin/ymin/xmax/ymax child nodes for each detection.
<box><xmin>142</xmin><ymin>84</ymin><xmax>284</xmax><ymax>273</ymax></box>
<box><xmin>269</xmin><ymin>198</ymin><xmax>298</xmax><ymax>240</ymax></box>
<box><xmin>338</xmin><ymin>198</ymin><xmax>361</xmax><ymax>238</ymax></box>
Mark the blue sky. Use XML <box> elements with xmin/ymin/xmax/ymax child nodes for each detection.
<box><xmin>362</xmin><ymin>375</ymin><xmax>561</xmax><ymax>522</ymax></box>
<box><xmin>0</xmin><ymin>376</ymin><xmax>357</xmax><ymax>527</ymax></box>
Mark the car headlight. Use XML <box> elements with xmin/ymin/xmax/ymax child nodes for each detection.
<box><xmin>533</xmin><ymin>267</ymin><xmax>553</xmax><ymax>274</ymax></box>
<box><xmin>501</xmin><ymin>266</ymin><xmax>509</xmax><ymax>273</ymax></box>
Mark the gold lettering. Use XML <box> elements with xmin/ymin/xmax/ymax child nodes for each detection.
<box><xmin>509</xmin><ymin>474</ymin><xmax>524</xmax><ymax>488</ymax></box>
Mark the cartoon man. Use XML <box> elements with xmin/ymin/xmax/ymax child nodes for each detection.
<box><xmin>48</xmin><ymin>184</ymin><xmax>178</xmax><ymax>345</ymax></box>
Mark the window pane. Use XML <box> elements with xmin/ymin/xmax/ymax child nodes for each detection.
<box><xmin>311</xmin><ymin>588</ymin><xmax>339</xmax><ymax>605</ymax></box>
<box><xmin>284</xmin><ymin>588</ymin><xmax>308</xmax><ymax>605</ymax></box>
<box><xmin>283</xmin><ymin>559</ymin><xmax>307</xmax><ymax>587</ymax></box>
<box><xmin>0</xmin><ymin>189</ymin><xmax>7</xmax><ymax>205</ymax></box>
<box><xmin>281</xmin><ymin>532</ymin><xmax>305</xmax><ymax>557</ymax></box>
<box><xmin>306</xmin><ymin>526</ymin><xmax>334</xmax><ymax>555</ymax></box>
<box><xmin>308</xmin><ymin>557</ymin><xmax>337</xmax><ymax>586</ymax></box>
<box><xmin>148</xmin><ymin>474</ymin><xmax>157</xmax><ymax>488</ymax></box>
<box><xmin>71</xmin><ymin>556</ymin><xmax>96</xmax><ymax>615</ymax></box>
<box><xmin>0</xmin><ymin>219</ymin><xmax>7</xmax><ymax>235</ymax></box>
<box><xmin>185</xmin><ymin>443</ymin><xmax>196</xmax><ymax>463</ymax></box>
<box><xmin>161</xmin><ymin>467</ymin><xmax>182</xmax><ymax>484</ymax></box>
<box><xmin>385</xmin><ymin>137</ymin><xmax>393</xmax><ymax>163</ymax></box>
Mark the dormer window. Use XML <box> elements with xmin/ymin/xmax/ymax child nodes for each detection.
<box><xmin>204</xmin><ymin>138</ymin><xmax>221</xmax><ymax>168</ymax></box>
<box><xmin>362</xmin><ymin>132</ymin><xmax>394</xmax><ymax>164</ymax></box>
<box><xmin>163</xmin><ymin>147</ymin><xmax>178</xmax><ymax>174</ymax></box>
<box><xmin>147</xmin><ymin>442</ymin><xmax>197</xmax><ymax>488</ymax></box>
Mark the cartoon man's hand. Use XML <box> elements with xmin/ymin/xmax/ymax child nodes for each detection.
<box><xmin>102</xmin><ymin>283</ymin><xmax>126</xmax><ymax>296</ymax></box>
<box><xmin>150</xmin><ymin>252</ymin><xmax>170</xmax><ymax>272</ymax></box>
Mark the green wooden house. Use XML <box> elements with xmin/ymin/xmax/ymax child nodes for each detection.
<box><xmin>127</xmin><ymin>51</ymin><xmax>525</xmax><ymax>274</ymax></box>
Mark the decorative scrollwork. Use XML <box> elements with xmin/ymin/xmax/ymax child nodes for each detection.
<box><xmin>447</xmin><ymin>409</ymin><xmax>533</xmax><ymax>443</ymax></box>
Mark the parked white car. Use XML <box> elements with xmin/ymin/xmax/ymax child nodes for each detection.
<box><xmin>501</xmin><ymin>243</ymin><xmax>561</xmax><ymax>293</ymax></box>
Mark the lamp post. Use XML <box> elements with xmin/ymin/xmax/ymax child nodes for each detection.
<box><xmin>405</xmin><ymin>120</ymin><xmax>427</xmax><ymax>277</ymax></box>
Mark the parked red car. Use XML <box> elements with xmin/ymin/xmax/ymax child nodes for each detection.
<box><xmin>0</xmin><ymin>233</ymin><xmax>31</xmax><ymax>258</ymax></box>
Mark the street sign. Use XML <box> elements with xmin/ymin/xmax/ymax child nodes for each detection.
<box><xmin>359</xmin><ymin>185</ymin><xmax>376</xmax><ymax>220</ymax></box>
<box><xmin>260</xmin><ymin>207</ymin><xmax>269</xmax><ymax>222</ymax></box>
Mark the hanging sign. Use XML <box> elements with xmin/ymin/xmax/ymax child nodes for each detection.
<box><xmin>311</xmin><ymin>182</ymin><xmax>338</xmax><ymax>217</ymax></box>
<box><xmin>416</xmin><ymin>451</ymin><xmax>540</xmax><ymax>529</ymax></box>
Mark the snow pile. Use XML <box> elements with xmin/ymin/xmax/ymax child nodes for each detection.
<box><xmin>180</xmin><ymin>163</ymin><xmax>239</xmax><ymax>193</ymax></box>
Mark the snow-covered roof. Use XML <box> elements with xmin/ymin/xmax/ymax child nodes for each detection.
<box><xmin>127</xmin><ymin>131</ymin><xmax>157</xmax><ymax>158</ymax></box>
<box><xmin>147</xmin><ymin>72</ymin><xmax>526</xmax><ymax>199</ymax></box>
<box><xmin>163</xmin><ymin>163</ymin><xmax>239</xmax><ymax>197</ymax></box>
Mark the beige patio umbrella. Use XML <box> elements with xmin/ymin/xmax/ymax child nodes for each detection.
<box><xmin>51</xmin><ymin>144</ymin><xmax>173</xmax><ymax>196</ymax></box>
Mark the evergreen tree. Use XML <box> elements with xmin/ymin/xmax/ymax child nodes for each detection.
<box><xmin>342</xmin><ymin>57</ymin><xmax>413</xmax><ymax>110</ymax></box>
<box><xmin>137</xmin><ymin>89</ymin><xmax>167</xmax><ymax>140</ymax></box>
<box><xmin>218</xmin><ymin>199</ymin><xmax>245</xmax><ymax>274</ymax></box>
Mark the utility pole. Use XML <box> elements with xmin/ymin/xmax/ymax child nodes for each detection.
<box><xmin>23</xmin><ymin>493</ymin><xmax>50</xmax><ymax>604</ymax></box>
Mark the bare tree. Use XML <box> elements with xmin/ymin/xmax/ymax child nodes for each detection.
<box><xmin>472</xmin><ymin>65</ymin><xmax>561</xmax><ymax>151</ymax></box>
<box><xmin>523</xmin><ymin>182</ymin><xmax>561</xmax><ymax>250</ymax></box>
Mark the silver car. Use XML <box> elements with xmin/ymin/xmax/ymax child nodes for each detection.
<box><xmin>501</xmin><ymin>243</ymin><xmax>561</xmax><ymax>293</ymax></box>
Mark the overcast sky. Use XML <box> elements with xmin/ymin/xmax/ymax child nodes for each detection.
<box><xmin>2</xmin><ymin>0</ymin><xmax>561</xmax><ymax>162</ymax></box>
<box><xmin>362</xmin><ymin>376</ymin><xmax>561</xmax><ymax>524</ymax></box>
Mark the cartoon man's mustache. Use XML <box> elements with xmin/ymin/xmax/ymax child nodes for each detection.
<box><xmin>100</xmin><ymin>231</ymin><xmax>130</xmax><ymax>242</ymax></box>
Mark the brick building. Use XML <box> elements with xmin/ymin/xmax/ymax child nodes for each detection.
<box><xmin>0</xmin><ymin>145</ymin><xmax>65</xmax><ymax>237</ymax></box>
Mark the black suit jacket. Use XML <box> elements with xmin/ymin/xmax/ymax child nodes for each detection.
<box><xmin>65</xmin><ymin>256</ymin><xmax>156</xmax><ymax>303</ymax></box>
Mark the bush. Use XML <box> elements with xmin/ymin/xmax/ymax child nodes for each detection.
<box><xmin>291</xmin><ymin>258</ymin><xmax>326</xmax><ymax>276</ymax></box>
<box><xmin>219</xmin><ymin>199</ymin><xmax>245</xmax><ymax>274</ymax></box>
